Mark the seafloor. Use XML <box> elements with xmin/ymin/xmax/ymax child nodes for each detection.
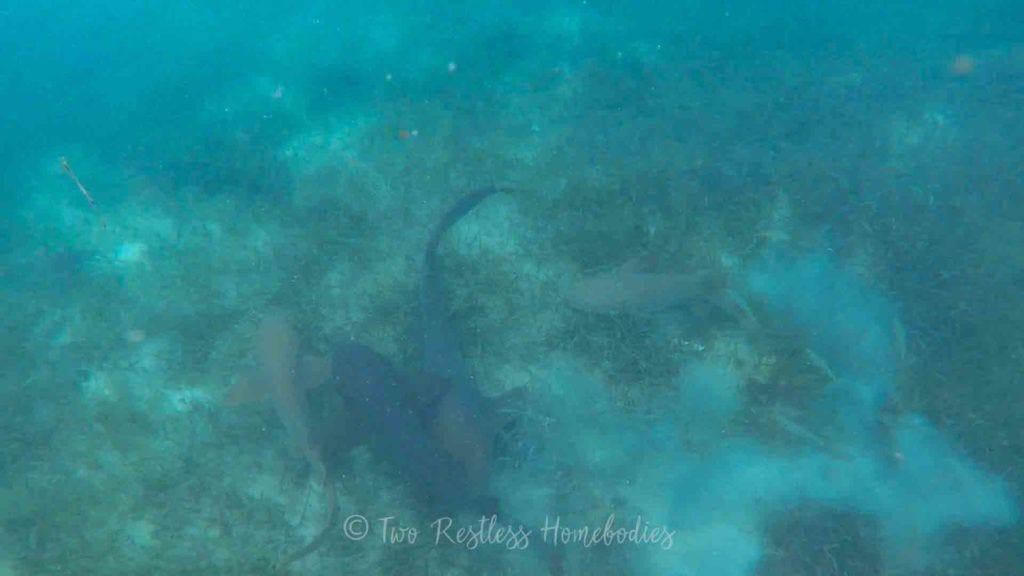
<box><xmin>1</xmin><ymin>4</ymin><xmax>1022</xmax><ymax>576</ymax></box>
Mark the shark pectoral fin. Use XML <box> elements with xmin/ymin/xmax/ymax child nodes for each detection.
<box><xmin>298</xmin><ymin>355</ymin><xmax>332</xmax><ymax>390</ymax></box>
<box><xmin>223</xmin><ymin>373</ymin><xmax>269</xmax><ymax>405</ymax></box>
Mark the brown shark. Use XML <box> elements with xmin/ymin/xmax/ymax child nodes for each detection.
<box><xmin>566</xmin><ymin>257</ymin><xmax>728</xmax><ymax>313</ymax></box>
<box><xmin>225</xmin><ymin>311</ymin><xmax>331</xmax><ymax>465</ymax></box>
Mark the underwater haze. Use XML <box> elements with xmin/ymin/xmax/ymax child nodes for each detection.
<box><xmin>1</xmin><ymin>1</ymin><xmax>1023</xmax><ymax>574</ymax></box>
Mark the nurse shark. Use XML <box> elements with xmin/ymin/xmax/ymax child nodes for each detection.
<box><xmin>279</xmin><ymin>187</ymin><xmax>519</xmax><ymax>568</ymax></box>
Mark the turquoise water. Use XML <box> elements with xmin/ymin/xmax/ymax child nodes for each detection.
<box><xmin>1</xmin><ymin>1</ymin><xmax>1022</xmax><ymax>574</ymax></box>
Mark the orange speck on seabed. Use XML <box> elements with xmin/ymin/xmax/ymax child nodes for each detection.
<box><xmin>950</xmin><ymin>54</ymin><xmax>977</xmax><ymax>76</ymax></box>
<box><xmin>398</xmin><ymin>129</ymin><xmax>412</xmax><ymax>139</ymax></box>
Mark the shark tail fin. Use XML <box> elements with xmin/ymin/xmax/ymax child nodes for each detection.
<box><xmin>275</xmin><ymin>473</ymin><xmax>338</xmax><ymax>572</ymax></box>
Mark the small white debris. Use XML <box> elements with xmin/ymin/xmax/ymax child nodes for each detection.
<box><xmin>114</xmin><ymin>242</ymin><xmax>148</xmax><ymax>265</ymax></box>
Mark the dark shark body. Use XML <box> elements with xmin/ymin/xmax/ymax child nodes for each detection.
<box><xmin>311</xmin><ymin>342</ymin><xmax>470</xmax><ymax>509</ymax></box>
<box><xmin>419</xmin><ymin>186</ymin><xmax>505</xmax><ymax>385</ymax></box>
<box><xmin>311</xmin><ymin>187</ymin><xmax>507</xmax><ymax>509</ymax></box>
<box><xmin>280</xmin><ymin>187</ymin><xmax>554</xmax><ymax>572</ymax></box>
